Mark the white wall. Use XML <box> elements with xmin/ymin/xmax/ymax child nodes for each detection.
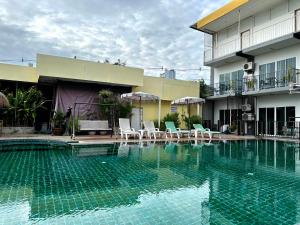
<box><xmin>214</xmin><ymin>59</ymin><xmax>246</xmax><ymax>84</ymax></box>
<box><xmin>214</xmin><ymin>44</ymin><xmax>300</xmax><ymax>83</ymax></box>
<box><xmin>211</xmin><ymin>0</ymin><xmax>298</xmax><ymax>58</ymax></box>
<box><xmin>289</xmin><ymin>0</ymin><xmax>300</xmax><ymax>12</ymax></box>
<box><xmin>255</xmin><ymin>44</ymin><xmax>300</xmax><ymax>69</ymax></box>
<box><xmin>256</xmin><ymin>93</ymin><xmax>300</xmax><ymax>121</ymax></box>
<box><xmin>213</xmin><ymin>98</ymin><xmax>242</xmax><ymax>124</ymax></box>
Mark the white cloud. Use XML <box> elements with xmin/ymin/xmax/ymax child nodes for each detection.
<box><xmin>0</xmin><ymin>0</ymin><xmax>229</xmax><ymax>81</ymax></box>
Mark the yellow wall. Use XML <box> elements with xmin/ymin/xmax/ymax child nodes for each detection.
<box><xmin>133</xmin><ymin>101</ymin><xmax>202</xmax><ymax>129</ymax></box>
<box><xmin>133</xmin><ymin>76</ymin><xmax>199</xmax><ymax>101</ymax></box>
<box><xmin>133</xmin><ymin>76</ymin><xmax>202</xmax><ymax>128</ymax></box>
<box><xmin>37</xmin><ymin>54</ymin><xmax>144</xmax><ymax>86</ymax></box>
<box><xmin>0</xmin><ymin>63</ymin><xmax>38</xmax><ymax>83</ymax></box>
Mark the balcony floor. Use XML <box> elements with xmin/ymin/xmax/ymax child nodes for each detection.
<box><xmin>242</xmin><ymin>32</ymin><xmax>300</xmax><ymax>56</ymax></box>
<box><xmin>204</xmin><ymin>52</ymin><xmax>244</xmax><ymax>67</ymax></box>
<box><xmin>242</xmin><ymin>86</ymin><xmax>290</xmax><ymax>96</ymax></box>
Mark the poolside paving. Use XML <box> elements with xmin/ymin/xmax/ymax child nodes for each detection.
<box><xmin>1</xmin><ymin>133</ymin><xmax>298</xmax><ymax>144</ymax></box>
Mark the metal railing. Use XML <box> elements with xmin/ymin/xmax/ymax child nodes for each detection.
<box><xmin>209</xmin><ymin>69</ymin><xmax>300</xmax><ymax>97</ymax></box>
<box><xmin>208</xmin><ymin>80</ymin><xmax>243</xmax><ymax>97</ymax></box>
<box><xmin>213</xmin><ymin>120</ymin><xmax>300</xmax><ymax>139</ymax></box>
<box><xmin>243</xmin><ymin>69</ymin><xmax>300</xmax><ymax>93</ymax></box>
<box><xmin>204</xmin><ymin>13</ymin><xmax>300</xmax><ymax>63</ymax></box>
<box><xmin>256</xmin><ymin>121</ymin><xmax>300</xmax><ymax>139</ymax></box>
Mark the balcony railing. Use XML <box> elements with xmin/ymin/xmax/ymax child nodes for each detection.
<box><xmin>204</xmin><ymin>13</ymin><xmax>300</xmax><ymax>63</ymax></box>
<box><xmin>243</xmin><ymin>69</ymin><xmax>300</xmax><ymax>93</ymax></box>
<box><xmin>209</xmin><ymin>69</ymin><xmax>300</xmax><ymax>97</ymax></box>
<box><xmin>209</xmin><ymin>80</ymin><xmax>243</xmax><ymax>97</ymax></box>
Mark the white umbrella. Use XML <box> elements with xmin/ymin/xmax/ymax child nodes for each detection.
<box><xmin>171</xmin><ymin>97</ymin><xmax>205</xmax><ymax>129</ymax></box>
<box><xmin>171</xmin><ymin>96</ymin><xmax>205</xmax><ymax>105</ymax></box>
<box><xmin>0</xmin><ymin>92</ymin><xmax>9</xmax><ymax>108</ymax></box>
<box><xmin>121</xmin><ymin>92</ymin><xmax>160</xmax><ymax>129</ymax></box>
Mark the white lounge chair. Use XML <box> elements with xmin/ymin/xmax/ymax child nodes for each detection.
<box><xmin>143</xmin><ymin>121</ymin><xmax>165</xmax><ymax>139</ymax></box>
<box><xmin>119</xmin><ymin>118</ymin><xmax>141</xmax><ymax>140</ymax></box>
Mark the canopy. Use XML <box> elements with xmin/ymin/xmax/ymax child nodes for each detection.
<box><xmin>121</xmin><ymin>92</ymin><xmax>161</xmax><ymax>130</ymax></box>
<box><xmin>121</xmin><ymin>92</ymin><xmax>160</xmax><ymax>101</ymax></box>
<box><xmin>171</xmin><ymin>96</ymin><xmax>205</xmax><ymax>130</ymax></box>
<box><xmin>171</xmin><ymin>96</ymin><xmax>205</xmax><ymax>105</ymax></box>
<box><xmin>0</xmin><ymin>92</ymin><xmax>9</xmax><ymax>108</ymax></box>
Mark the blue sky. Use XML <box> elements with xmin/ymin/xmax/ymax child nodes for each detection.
<box><xmin>0</xmin><ymin>0</ymin><xmax>229</xmax><ymax>81</ymax></box>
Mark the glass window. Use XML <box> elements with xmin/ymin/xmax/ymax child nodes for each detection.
<box><xmin>286</xmin><ymin>57</ymin><xmax>296</xmax><ymax>82</ymax></box>
<box><xmin>286</xmin><ymin>106</ymin><xmax>295</xmax><ymax>130</ymax></box>
<box><xmin>277</xmin><ymin>60</ymin><xmax>286</xmax><ymax>86</ymax></box>
<box><xmin>259</xmin><ymin>108</ymin><xmax>266</xmax><ymax>134</ymax></box>
<box><xmin>267</xmin><ymin>108</ymin><xmax>274</xmax><ymax>135</ymax></box>
<box><xmin>231</xmin><ymin>71</ymin><xmax>238</xmax><ymax>91</ymax></box>
<box><xmin>259</xmin><ymin>62</ymin><xmax>275</xmax><ymax>89</ymax></box>
<box><xmin>276</xmin><ymin>107</ymin><xmax>285</xmax><ymax>135</ymax></box>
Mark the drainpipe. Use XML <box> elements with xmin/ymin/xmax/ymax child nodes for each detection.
<box><xmin>238</xmin><ymin>10</ymin><xmax>241</xmax><ymax>50</ymax></box>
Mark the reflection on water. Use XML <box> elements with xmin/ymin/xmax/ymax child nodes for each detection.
<box><xmin>0</xmin><ymin>140</ymin><xmax>299</xmax><ymax>224</ymax></box>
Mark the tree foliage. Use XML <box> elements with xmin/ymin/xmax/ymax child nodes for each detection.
<box><xmin>4</xmin><ymin>87</ymin><xmax>45</xmax><ymax>126</ymax></box>
<box><xmin>199</xmin><ymin>79</ymin><xmax>210</xmax><ymax>98</ymax></box>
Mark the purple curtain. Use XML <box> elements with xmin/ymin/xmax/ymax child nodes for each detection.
<box><xmin>54</xmin><ymin>83</ymin><xmax>100</xmax><ymax>119</ymax></box>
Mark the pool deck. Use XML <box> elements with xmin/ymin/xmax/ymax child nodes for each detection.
<box><xmin>0</xmin><ymin>133</ymin><xmax>299</xmax><ymax>144</ymax></box>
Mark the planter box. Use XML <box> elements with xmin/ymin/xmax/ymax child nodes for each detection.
<box><xmin>2</xmin><ymin>127</ymin><xmax>35</xmax><ymax>135</ymax></box>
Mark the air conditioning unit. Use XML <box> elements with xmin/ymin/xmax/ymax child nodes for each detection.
<box><xmin>241</xmin><ymin>104</ymin><xmax>252</xmax><ymax>112</ymax></box>
<box><xmin>242</xmin><ymin>113</ymin><xmax>255</xmax><ymax>121</ymax></box>
<box><xmin>243</xmin><ymin>62</ymin><xmax>254</xmax><ymax>71</ymax></box>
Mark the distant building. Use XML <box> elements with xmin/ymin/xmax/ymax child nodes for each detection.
<box><xmin>160</xmin><ymin>69</ymin><xmax>176</xmax><ymax>79</ymax></box>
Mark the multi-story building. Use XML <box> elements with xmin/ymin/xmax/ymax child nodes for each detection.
<box><xmin>192</xmin><ymin>0</ymin><xmax>300</xmax><ymax>135</ymax></box>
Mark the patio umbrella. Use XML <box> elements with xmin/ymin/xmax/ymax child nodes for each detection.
<box><xmin>171</xmin><ymin>96</ymin><xmax>205</xmax><ymax>130</ymax></box>
<box><xmin>121</xmin><ymin>92</ymin><xmax>160</xmax><ymax>129</ymax></box>
<box><xmin>0</xmin><ymin>92</ymin><xmax>9</xmax><ymax>108</ymax></box>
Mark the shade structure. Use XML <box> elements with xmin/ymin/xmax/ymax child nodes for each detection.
<box><xmin>0</xmin><ymin>92</ymin><xmax>9</xmax><ymax>108</ymax></box>
<box><xmin>171</xmin><ymin>97</ymin><xmax>205</xmax><ymax>130</ymax></box>
<box><xmin>121</xmin><ymin>92</ymin><xmax>160</xmax><ymax>129</ymax></box>
<box><xmin>171</xmin><ymin>96</ymin><xmax>205</xmax><ymax>105</ymax></box>
<box><xmin>121</xmin><ymin>92</ymin><xmax>160</xmax><ymax>101</ymax></box>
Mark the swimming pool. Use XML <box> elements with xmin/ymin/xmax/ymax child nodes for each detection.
<box><xmin>0</xmin><ymin>140</ymin><xmax>299</xmax><ymax>224</ymax></box>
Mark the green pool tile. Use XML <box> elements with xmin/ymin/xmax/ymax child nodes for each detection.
<box><xmin>0</xmin><ymin>140</ymin><xmax>299</xmax><ymax>224</ymax></box>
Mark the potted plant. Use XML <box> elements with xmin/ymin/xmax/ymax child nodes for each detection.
<box><xmin>230</xmin><ymin>122</ymin><xmax>238</xmax><ymax>134</ymax></box>
<box><xmin>52</xmin><ymin>111</ymin><xmax>65</xmax><ymax>135</ymax></box>
<box><xmin>284</xmin><ymin>66</ymin><xmax>294</xmax><ymax>85</ymax></box>
<box><xmin>246</xmin><ymin>79</ymin><xmax>256</xmax><ymax>90</ymax></box>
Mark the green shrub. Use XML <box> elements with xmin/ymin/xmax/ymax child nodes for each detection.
<box><xmin>183</xmin><ymin>115</ymin><xmax>202</xmax><ymax>129</ymax></box>
<box><xmin>161</xmin><ymin>113</ymin><xmax>180</xmax><ymax>131</ymax></box>
<box><xmin>69</xmin><ymin>117</ymin><xmax>79</xmax><ymax>133</ymax></box>
<box><xmin>52</xmin><ymin>111</ymin><xmax>65</xmax><ymax>128</ymax></box>
<box><xmin>4</xmin><ymin>86</ymin><xmax>45</xmax><ymax>126</ymax></box>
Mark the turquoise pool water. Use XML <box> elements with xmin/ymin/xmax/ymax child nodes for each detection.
<box><xmin>0</xmin><ymin>140</ymin><xmax>299</xmax><ymax>224</ymax></box>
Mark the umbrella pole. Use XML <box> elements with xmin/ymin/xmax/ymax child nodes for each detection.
<box><xmin>188</xmin><ymin>102</ymin><xmax>191</xmax><ymax>130</ymax></box>
<box><xmin>140</xmin><ymin>96</ymin><xmax>142</xmax><ymax>130</ymax></box>
<box><xmin>158</xmin><ymin>99</ymin><xmax>161</xmax><ymax>128</ymax></box>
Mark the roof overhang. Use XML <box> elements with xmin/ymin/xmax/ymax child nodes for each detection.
<box><xmin>191</xmin><ymin>0</ymin><xmax>249</xmax><ymax>34</ymax></box>
<box><xmin>191</xmin><ymin>0</ymin><xmax>285</xmax><ymax>34</ymax></box>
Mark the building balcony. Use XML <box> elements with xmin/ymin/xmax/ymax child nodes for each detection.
<box><xmin>243</xmin><ymin>69</ymin><xmax>300</xmax><ymax>95</ymax></box>
<box><xmin>208</xmin><ymin>69</ymin><xmax>300</xmax><ymax>99</ymax></box>
<box><xmin>207</xmin><ymin>81</ymin><xmax>243</xmax><ymax>99</ymax></box>
<box><xmin>204</xmin><ymin>13</ymin><xmax>300</xmax><ymax>67</ymax></box>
